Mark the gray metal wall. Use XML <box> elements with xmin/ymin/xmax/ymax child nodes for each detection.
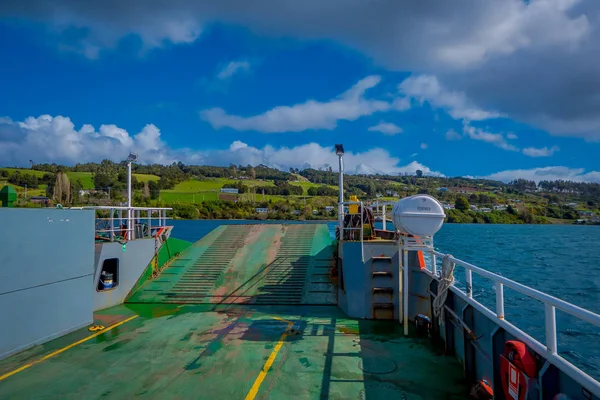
<box><xmin>92</xmin><ymin>239</ymin><xmax>156</xmax><ymax>311</ymax></box>
<box><xmin>0</xmin><ymin>209</ymin><xmax>95</xmax><ymax>360</ymax></box>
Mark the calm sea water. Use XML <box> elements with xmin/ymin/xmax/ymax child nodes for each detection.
<box><xmin>170</xmin><ymin>220</ymin><xmax>600</xmax><ymax>379</ymax></box>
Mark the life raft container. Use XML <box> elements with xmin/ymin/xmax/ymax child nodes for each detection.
<box><xmin>500</xmin><ymin>340</ymin><xmax>537</xmax><ymax>400</ymax></box>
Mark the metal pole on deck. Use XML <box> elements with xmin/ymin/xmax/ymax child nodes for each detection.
<box><xmin>126</xmin><ymin>152</ymin><xmax>138</xmax><ymax>240</ymax></box>
<box><xmin>382</xmin><ymin>205</ymin><xmax>386</xmax><ymax>230</ymax></box>
<box><xmin>335</xmin><ymin>144</ymin><xmax>345</xmax><ymax>238</ymax></box>
<box><xmin>403</xmin><ymin>248</ymin><xmax>409</xmax><ymax>336</ymax></box>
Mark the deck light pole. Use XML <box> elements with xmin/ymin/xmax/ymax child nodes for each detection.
<box><xmin>335</xmin><ymin>144</ymin><xmax>345</xmax><ymax>240</ymax></box>
<box><xmin>126</xmin><ymin>152</ymin><xmax>138</xmax><ymax>240</ymax></box>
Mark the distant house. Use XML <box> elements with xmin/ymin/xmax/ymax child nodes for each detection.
<box><xmin>442</xmin><ymin>204</ymin><xmax>454</xmax><ymax>210</ymax></box>
<box><xmin>324</xmin><ymin>206</ymin><xmax>335</xmax><ymax>212</ymax></box>
<box><xmin>578</xmin><ymin>210</ymin><xmax>593</xmax><ymax>217</ymax></box>
<box><xmin>480</xmin><ymin>207</ymin><xmax>492</xmax><ymax>213</ymax></box>
<box><xmin>437</xmin><ymin>187</ymin><xmax>448</xmax><ymax>192</ymax></box>
<box><xmin>567</xmin><ymin>203</ymin><xmax>578</xmax><ymax>207</ymax></box>
<box><xmin>218</xmin><ymin>193</ymin><xmax>237</xmax><ymax>202</ymax></box>
<box><xmin>470</xmin><ymin>205</ymin><xmax>478</xmax><ymax>210</ymax></box>
<box><xmin>255</xmin><ymin>208</ymin><xmax>268</xmax><ymax>213</ymax></box>
<box><xmin>220</xmin><ymin>188</ymin><xmax>239</xmax><ymax>194</ymax></box>
<box><xmin>30</xmin><ymin>196</ymin><xmax>50</xmax><ymax>206</ymax></box>
<box><xmin>312</xmin><ymin>210</ymin><xmax>319</xmax><ymax>215</ymax></box>
<box><xmin>493</xmin><ymin>205</ymin><xmax>507</xmax><ymax>211</ymax></box>
<box><xmin>290</xmin><ymin>210</ymin><xmax>301</xmax><ymax>215</ymax></box>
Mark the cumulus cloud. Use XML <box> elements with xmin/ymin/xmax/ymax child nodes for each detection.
<box><xmin>200</xmin><ymin>75</ymin><xmax>393</xmax><ymax>132</ymax></box>
<box><xmin>0</xmin><ymin>115</ymin><xmax>173</xmax><ymax>165</ymax></box>
<box><xmin>399</xmin><ymin>75</ymin><xmax>501</xmax><ymax>121</ymax></box>
<box><xmin>0</xmin><ymin>114</ymin><xmax>442</xmax><ymax>176</ymax></box>
<box><xmin>521</xmin><ymin>146</ymin><xmax>560</xmax><ymax>157</ymax></box>
<box><xmin>368</xmin><ymin>122</ymin><xmax>402</xmax><ymax>136</ymax></box>
<box><xmin>463</xmin><ymin>124</ymin><xmax>519</xmax><ymax>152</ymax></box>
<box><xmin>445</xmin><ymin>129</ymin><xmax>462</xmax><ymax>141</ymax></box>
<box><xmin>483</xmin><ymin>166</ymin><xmax>600</xmax><ymax>183</ymax></box>
<box><xmin>2</xmin><ymin>0</ymin><xmax>597</xmax><ymax>139</ymax></box>
<box><xmin>420</xmin><ymin>143</ymin><xmax>428</xmax><ymax>149</ymax></box>
<box><xmin>459</xmin><ymin>123</ymin><xmax>560</xmax><ymax>158</ymax></box>
<box><xmin>217</xmin><ymin>60</ymin><xmax>250</xmax><ymax>80</ymax></box>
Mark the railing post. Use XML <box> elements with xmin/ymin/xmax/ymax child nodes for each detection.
<box><xmin>545</xmin><ymin>304</ymin><xmax>557</xmax><ymax>354</ymax></box>
<box><xmin>403</xmin><ymin>247</ymin><xmax>409</xmax><ymax>336</ymax></box>
<box><xmin>431</xmin><ymin>252</ymin><xmax>437</xmax><ymax>276</ymax></box>
<box><xmin>109</xmin><ymin>208</ymin><xmax>114</xmax><ymax>242</ymax></box>
<box><xmin>147</xmin><ymin>209</ymin><xmax>151</xmax><ymax>238</ymax></box>
<box><xmin>465</xmin><ymin>268</ymin><xmax>473</xmax><ymax>298</ymax></box>
<box><xmin>359</xmin><ymin>202</ymin><xmax>364</xmax><ymax>262</ymax></box>
<box><xmin>382</xmin><ymin>205</ymin><xmax>386</xmax><ymax>230</ymax></box>
<box><xmin>496</xmin><ymin>281</ymin><xmax>504</xmax><ymax>320</ymax></box>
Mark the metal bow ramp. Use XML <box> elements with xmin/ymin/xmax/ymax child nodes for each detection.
<box><xmin>127</xmin><ymin>224</ymin><xmax>336</xmax><ymax>305</ymax></box>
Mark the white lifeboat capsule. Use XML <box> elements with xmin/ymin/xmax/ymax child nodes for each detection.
<box><xmin>392</xmin><ymin>195</ymin><xmax>446</xmax><ymax>237</ymax></box>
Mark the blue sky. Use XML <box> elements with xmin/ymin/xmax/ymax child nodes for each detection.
<box><xmin>0</xmin><ymin>1</ymin><xmax>599</xmax><ymax>182</ymax></box>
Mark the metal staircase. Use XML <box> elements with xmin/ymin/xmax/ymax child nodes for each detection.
<box><xmin>371</xmin><ymin>256</ymin><xmax>395</xmax><ymax>319</ymax></box>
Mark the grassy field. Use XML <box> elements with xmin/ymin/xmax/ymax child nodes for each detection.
<box><xmin>65</xmin><ymin>172</ymin><xmax>94</xmax><ymax>189</ymax></box>
<box><xmin>0</xmin><ymin>180</ymin><xmax>45</xmax><ymax>197</ymax></box>
<box><xmin>0</xmin><ymin>168</ymin><xmax>48</xmax><ymax>178</ymax></box>
<box><xmin>134</xmin><ymin>173</ymin><xmax>160</xmax><ymax>182</ymax></box>
<box><xmin>160</xmin><ymin>191</ymin><xmax>219</xmax><ymax>204</ymax></box>
<box><xmin>289</xmin><ymin>181</ymin><xmax>338</xmax><ymax>195</ymax></box>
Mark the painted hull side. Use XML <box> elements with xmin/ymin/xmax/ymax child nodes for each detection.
<box><xmin>0</xmin><ymin>209</ymin><xmax>95</xmax><ymax>361</ymax></box>
<box><xmin>92</xmin><ymin>239</ymin><xmax>157</xmax><ymax>311</ymax></box>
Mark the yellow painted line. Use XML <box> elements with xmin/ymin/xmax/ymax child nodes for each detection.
<box><xmin>244</xmin><ymin>319</ymin><xmax>294</xmax><ymax>400</ymax></box>
<box><xmin>0</xmin><ymin>315</ymin><xmax>139</xmax><ymax>382</ymax></box>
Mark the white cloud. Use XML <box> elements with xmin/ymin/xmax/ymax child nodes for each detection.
<box><xmin>399</xmin><ymin>75</ymin><xmax>501</xmax><ymax>121</ymax></box>
<box><xmin>368</xmin><ymin>122</ymin><xmax>402</xmax><ymax>135</ymax></box>
<box><xmin>522</xmin><ymin>146</ymin><xmax>560</xmax><ymax>157</ymax></box>
<box><xmin>0</xmin><ymin>114</ymin><xmax>442</xmax><ymax>176</ymax></box>
<box><xmin>482</xmin><ymin>166</ymin><xmax>600</xmax><ymax>183</ymax></box>
<box><xmin>506</xmin><ymin>133</ymin><xmax>518</xmax><ymax>140</ymax></box>
<box><xmin>3</xmin><ymin>0</ymin><xmax>598</xmax><ymax>139</ymax></box>
<box><xmin>217</xmin><ymin>60</ymin><xmax>250</xmax><ymax>80</ymax></box>
<box><xmin>200</xmin><ymin>75</ymin><xmax>393</xmax><ymax>132</ymax></box>
<box><xmin>420</xmin><ymin>143</ymin><xmax>428</xmax><ymax>149</ymax></box>
<box><xmin>463</xmin><ymin>124</ymin><xmax>519</xmax><ymax>152</ymax></box>
<box><xmin>445</xmin><ymin>129</ymin><xmax>462</xmax><ymax>141</ymax></box>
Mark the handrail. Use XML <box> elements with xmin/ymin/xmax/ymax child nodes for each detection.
<box><xmin>77</xmin><ymin>205</ymin><xmax>172</xmax><ymax>242</ymax></box>
<box><xmin>424</xmin><ymin>250</ymin><xmax>600</xmax><ymax>396</ymax></box>
<box><xmin>338</xmin><ymin>200</ymin><xmax>365</xmax><ymax>262</ymax></box>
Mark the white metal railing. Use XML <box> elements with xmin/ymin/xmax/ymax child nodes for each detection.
<box><xmin>338</xmin><ymin>201</ymin><xmax>364</xmax><ymax>262</ymax></box>
<box><xmin>75</xmin><ymin>206</ymin><xmax>172</xmax><ymax>242</ymax></box>
<box><xmin>422</xmin><ymin>250</ymin><xmax>600</xmax><ymax>397</ymax></box>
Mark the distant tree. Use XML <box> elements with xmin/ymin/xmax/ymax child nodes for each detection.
<box><xmin>416</xmin><ymin>170</ymin><xmax>423</xmax><ymax>178</ymax></box>
<box><xmin>249</xmin><ymin>167</ymin><xmax>256</xmax><ymax>180</ymax></box>
<box><xmin>148</xmin><ymin>181</ymin><xmax>160</xmax><ymax>200</ymax></box>
<box><xmin>143</xmin><ymin>182</ymin><xmax>150</xmax><ymax>199</ymax></box>
<box><xmin>506</xmin><ymin>205</ymin><xmax>517</xmax><ymax>215</ymax></box>
<box><xmin>455</xmin><ymin>197</ymin><xmax>469</xmax><ymax>211</ymax></box>
<box><xmin>53</xmin><ymin>172</ymin><xmax>71</xmax><ymax>204</ymax></box>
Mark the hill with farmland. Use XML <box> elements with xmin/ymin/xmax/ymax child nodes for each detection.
<box><xmin>1</xmin><ymin>160</ymin><xmax>599</xmax><ymax>224</ymax></box>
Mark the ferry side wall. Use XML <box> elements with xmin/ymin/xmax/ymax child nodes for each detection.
<box><xmin>0</xmin><ymin>209</ymin><xmax>95</xmax><ymax>361</ymax></box>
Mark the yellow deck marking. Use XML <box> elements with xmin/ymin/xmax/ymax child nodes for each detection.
<box><xmin>0</xmin><ymin>315</ymin><xmax>139</xmax><ymax>382</ymax></box>
<box><xmin>244</xmin><ymin>318</ymin><xmax>294</xmax><ymax>400</ymax></box>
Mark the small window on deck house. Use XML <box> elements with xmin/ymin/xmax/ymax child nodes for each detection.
<box><xmin>97</xmin><ymin>258</ymin><xmax>119</xmax><ymax>291</ymax></box>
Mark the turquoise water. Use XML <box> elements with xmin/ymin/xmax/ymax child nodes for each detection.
<box><xmin>170</xmin><ymin>220</ymin><xmax>600</xmax><ymax>379</ymax></box>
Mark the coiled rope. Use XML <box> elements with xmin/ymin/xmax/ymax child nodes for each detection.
<box><xmin>433</xmin><ymin>254</ymin><xmax>455</xmax><ymax>322</ymax></box>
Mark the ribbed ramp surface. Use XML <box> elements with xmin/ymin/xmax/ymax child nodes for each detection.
<box><xmin>127</xmin><ymin>224</ymin><xmax>336</xmax><ymax>305</ymax></box>
<box><xmin>169</xmin><ymin>226</ymin><xmax>250</xmax><ymax>299</ymax></box>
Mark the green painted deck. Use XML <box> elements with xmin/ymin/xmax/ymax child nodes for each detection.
<box><xmin>128</xmin><ymin>224</ymin><xmax>337</xmax><ymax>305</ymax></box>
<box><xmin>0</xmin><ymin>223</ymin><xmax>470</xmax><ymax>399</ymax></box>
<box><xmin>0</xmin><ymin>304</ymin><xmax>469</xmax><ymax>399</ymax></box>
